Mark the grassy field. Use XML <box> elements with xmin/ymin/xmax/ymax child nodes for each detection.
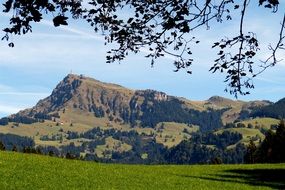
<box><xmin>95</xmin><ymin>136</ymin><xmax>132</xmax><ymax>158</ymax></box>
<box><xmin>0</xmin><ymin>151</ymin><xmax>284</xmax><ymax>189</ymax></box>
<box><xmin>154</xmin><ymin>122</ymin><xmax>199</xmax><ymax>147</ymax></box>
<box><xmin>239</xmin><ymin>118</ymin><xmax>280</xmax><ymax>129</ymax></box>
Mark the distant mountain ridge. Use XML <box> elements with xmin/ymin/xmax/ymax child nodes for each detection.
<box><xmin>7</xmin><ymin>74</ymin><xmax>272</xmax><ymax>128</ymax></box>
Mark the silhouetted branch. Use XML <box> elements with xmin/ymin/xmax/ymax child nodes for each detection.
<box><xmin>255</xmin><ymin>13</ymin><xmax>285</xmax><ymax>76</ymax></box>
<box><xmin>1</xmin><ymin>0</ymin><xmax>284</xmax><ymax>97</ymax></box>
<box><xmin>211</xmin><ymin>0</ymin><xmax>258</xmax><ymax>98</ymax></box>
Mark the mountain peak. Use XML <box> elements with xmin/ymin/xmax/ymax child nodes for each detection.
<box><xmin>208</xmin><ymin>96</ymin><xmax>233</xmax><ymax>103</ymax></box>
<box><xmin>65</xmin><ymin>73</ymin><xmax>79</xmax><ymax>78</ymax></box>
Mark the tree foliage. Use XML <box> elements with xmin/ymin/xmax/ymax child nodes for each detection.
<box><xmin>1</xmin><ymin>0</ymin><xmax>284</xmax><ymax>97</ymax></box>
<box><xmin>251</xmin><ymin>120</ymin><xmax>285</xmax><ymax>163</ymax></box>
<box><xmin>244</xmin><ymin>139</ymin><xmax>257</xmax><ymax>164</ymax></box>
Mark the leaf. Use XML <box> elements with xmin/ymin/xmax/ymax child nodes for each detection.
<box><xmin>221</xmin><ymin>63</ymin><xmax>227</xmax><ymax>69</ymax></box>
<box><xmin>3</xmin><ymin>0</ymin><xmax>13</xmax><ymax>12</ymax></box>
<box><xmin>212</xmin><ymin>42</ymin><xmax>220</xmax><ymax>48</ymax></box>
<box><xmin>218</xmin><ymin>50</ymin><xmax>223</xmax><ymax>55</ymax></box>
<box><xmin>31</xmin><ymin>9</ymin><xmax>42</xmax><ymax>22</ymax></box>
<box><xmin>53</xmin><ymin>15</ymin><xmax>69</xmax><ymax>27</ymax></box>
<box><xmin>3</xmin><ymin>28</ymin><xmax>10</xmax><ymax>33</ymax></box>
<box><xmin>8</xmin><ymin>42</ymin><xmax>14</xmax><ymax>47</ymax></box>
<box><xmin>127</xmin><ymin>17</ymin><xmax>134</xmax><ymax>23</ymax></box>
<box><xmin>180</xmin><ymin>22</ymin><xmax>190</xmax><ymax>33</ymax></box>
<box><xmin>220</xmin><ymin>44</ymin><xmax>226</xmax><ymax>49</ymax></box>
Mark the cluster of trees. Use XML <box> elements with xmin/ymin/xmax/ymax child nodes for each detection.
<box><xmin>166</xmin><ymin>140</ymin><xmax>246</xmax><ymax>164</ymax></box>
<box><xmin>34</xmin><ymin>112</ymin><xmax>52</xmax><ymax>120</ymax></box>
<box><xmin>245</xmin><ymin>120</ymin><xmax>285</xmax><ymax>163</ymax></box>
<box><xmin>0</xmin><ymin>115</ymin><xmax>38</xmax><ymax>125</ymax></box>
<box><xmin>89</xmin><ymin>104</ymin><xmax>105</xmax><ymax>118</ymax></box>
<box><xmin>165</xmin><ymin>131</ymin><xmax>245</xmax><ymax>164</ymax></box>
<box><xmin>0</xmin><ymin>141</ymin><xmax>84</xmax><ymax>160</ymax></box>
<box><xmin>191</xmin><ymin>131</ymin><xmax>243</xmax><ymax>149</ymax></box>
<box><xmin>0</xmin><ymin>118</ymin><xmax>9</xmax><ymax>125</ymax></box>
<box><xmin>128</xmin><ymin>93</ymin><xmax>227</xmax><ymax>131</ymax></box>
<box><xmin>0</xmin><ymin>111</ymin><xmax>59</xmax><ymax>126</ymax></box>
<box><xmin>0</xmin><ymin>134</ymin><xmax>35</xmax><ymax>151</ymax></box>
<box><xmin>40</xmin><ymin>134</ymin><xmax>63</xmax><ymax>142</ymax></box>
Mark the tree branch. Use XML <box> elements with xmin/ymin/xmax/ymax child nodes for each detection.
<box><xmin>256</xmin><ymin>13</ymin><xmax>285</xmax><ymax>76</ymax></box>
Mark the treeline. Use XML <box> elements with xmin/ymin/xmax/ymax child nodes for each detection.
<box><xmin>0</xmin><ymin>116</ymin><xmax>38</xmax><ymax>125</ymax></box>
<box><xmin>0</xmin><ymin>134</ymin><xmax>35</xmax><ymax>151</ymax></box>
<box><xmin>0</xmin><ymin>114</ymin><xmax>54</xmax><ymax>126</ymax></box>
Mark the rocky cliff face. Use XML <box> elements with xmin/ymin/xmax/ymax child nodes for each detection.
<box><xmin>12</xmin><ymin>74</ymin><xmax>82</xmax><ymax>118</ymax></box>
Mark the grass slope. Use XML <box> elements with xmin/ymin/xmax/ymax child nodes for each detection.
<box><xmin>216</xmin><ymin>128</ymin><xmax>265</xmax><ymax>148</ymax></box>
<box><xmin>0</xmin><ymin>151</ymin><xmax>284</xmax><ymax>189</ymax></box>
<box><xmin>95</xmin><ymin>136</ymin><xmax>132</xmax><ymax>158</ymax></box>
<box><xmin>239</xmin><ymin>118</ymin><xmax>280</xmax><ymax>129</ymax></box>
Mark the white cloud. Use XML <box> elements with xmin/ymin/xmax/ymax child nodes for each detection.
<box><xmin>40</xmin><ymin>20</ymin><xmax>104</xmax><ymax>41</ymax></box>
<box><xmin>0</xmin><ymin>83</ymin><xmax>49</xmax><ymax>99</ymax></box>
<box><xmin>0</xmin><ymin>84</ymin><xmax>13</xmax><ymax>91</ymax></box>
<box><xmin>0</xmin><ymin>92</ymin><xmax>49</xmax><ymax>96</ymax></box>
<box><xmin>256</xmin><ymin>87</ymin><xmax>285</xmax><ymax>94</ymax></box>
<box><xmin>0</xmin><ymin>104</ymin><xmax>24</xmax><ymax>115</ymax></box>
<box><xmin>255</xmin><ymin>77</ymin><xmax>282</xmax><ymax>84</ymax></box>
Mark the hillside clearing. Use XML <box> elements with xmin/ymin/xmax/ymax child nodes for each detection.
<box><xmin>239</xmin><ymin>118</ymin><xmax>280</xmax><ymax>129</ymax></box>
<box><xmin>216</xmin><ymin>128</ymin><xmax>265</xmax><ymax>145</ymax></box>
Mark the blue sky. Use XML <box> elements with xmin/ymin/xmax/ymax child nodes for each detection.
<box><xmin>0</xmin><ymin>1</ymin><xmax>285</xmax><ymax>117</ymax></box>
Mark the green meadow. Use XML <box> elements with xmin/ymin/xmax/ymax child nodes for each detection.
<box><xmin>0</xmin><ymin>151</ymin><xmax>284</xmax><ymax>189</ymax></box>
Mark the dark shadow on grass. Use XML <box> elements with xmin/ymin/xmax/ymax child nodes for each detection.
<box><xmin>224</xmin><ymin>169</ymin><xmax>285</xmax><ymax>189</ymax></box>
<box><xmin>174</xmin><ymin>168</ymin><xmax>285</xmax><ymax>189</ymax></box>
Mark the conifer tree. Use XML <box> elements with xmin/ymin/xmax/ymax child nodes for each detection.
<box><xmin>0</xmin><ymin>142</ymin><xmax>5</xmax><ymax>151</ymax></box>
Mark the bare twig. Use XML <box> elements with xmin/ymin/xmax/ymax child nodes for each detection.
<box><xmin>256</xmin><ymin>13</ymin><xmax>285</xmax><ymax>76</ymax></box>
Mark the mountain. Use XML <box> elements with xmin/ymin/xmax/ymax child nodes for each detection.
<box><xmin>250</xmin><ymin>98</ymin><xmax>285</xmax><ymax>119</ymax></box>
<box><xmin>0</xmin><ymin>74</ymin><xmax>281</xmax><ymax>163</ymax></box>
<box><xmin>6</xmin><ymin>74</ymin><xmax>271</xmax><ymax>130</ymax></box>
<box><xmin>0</xmin><ymin>74</ymin><xmax>274</xmax><ymax>134</ymax></box>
